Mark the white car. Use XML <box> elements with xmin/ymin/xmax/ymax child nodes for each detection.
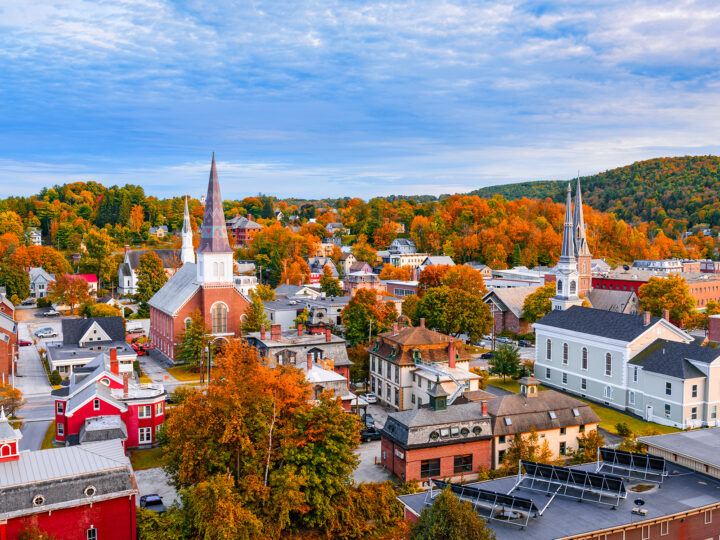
<box><xmin>34</xmin><ymin>328</ymin><xmax>58</xmax><ymax>338</ymax></box>
<box><xmin>42</xmin><ymin>309</ymin><xmax>61</xmax><ymax>317</ymax></box>
<box><xmin>364</xmin><ymin>393</ymin><xmax>378</xmax><ymax>404</ymax></box>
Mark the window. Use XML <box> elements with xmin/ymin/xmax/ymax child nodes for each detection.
<box><xmin>211</xmin><ymin>303</ymin><xmax>228</xmax><ymax>333</ymax></box>
<box><xmin>660</xmin><ymin>521</ymin><xmax>669</xmax><ymax>536</ymax></box>
<box><xmin>394</xmin><ymin>388</ymin><xmax>399</xmax><ymax>406</ymax></box>
<box><xmin>629</xmin><ymin>391</ymin><xmax>635</xmax><ymax>405</ymax></box>
<box><xmin>569</xmin><ymin>281</ymin><xmax>576</xmax><ymax>295</ymax></box>
<box><xmin>387</xmin><ymin>362</ymin><xmax>391</xmax><ymax>378</ymax></box>
<box><xmin>581</xmin><ymin>348</ymin><xmax>588</xmax><ymax>370</ymax></box>
<box><xmin>93</xmin><ymin>399</ymin><xmax>100</xmax><ymax>411</ymax></box>
<box><xmin>557</xmin><ymin>280</ymin><xmax>563</xmax><ymax>293</ymax></box>
<box><xmin>454</xmin><ymin>454</ymin><xmax>472</xmax><ymax>473</ymax></box>
<box><xmin>641</xmin><ymin>525</ymin><xmax>650</xmax><ymax>540</ymax></box>
<box><xmin>498</xmin><ymin>450</ymin><xmax>506</xmax><ymax>462</ymax></box>
<box><xmin>411</xmin><ymin>393</ymin><xmax>415</xmax><ymax>404</ymax></box>
<box><xmin>633</xmin><ymin>366</ymin><xmax>638</xmax><ymax>383</ymax></box>
<box><xmin>377</xmin><ymin>381</ymin><xmax>382</xmax><ymax>394</ymax></box>
<box><xmin>560</xmin><ymin>427</ymin><xmax>566</xmax><ymax>435</ymax></box>
<box><xmin>184</xmin><ymin>317</ymin><xmax>192</xmax><ymax>330</ymax></box>
<box><xmin>546</xmin><ymin>339</ymin><xmax>551</xmax><ymax>360</ymax></box>
<box><xmin>579</xmin><ymin>424</ymin><xmax>585</xmax><ymax>433</ymax></box>
<box><xmin>386</xmin><ymin>385</ymin><xmax>391</xmax><ymax>399</ymax></box>
<box><xmin>581</xmin><ymin>378</ymin><xmax>587</xmax><ymax>390</ymax></box>
<box><xmin>420</xmin><ymin>459</ymin><xmax>440</xmax><ymax>478</ymax></box>
<box><xmin>87</xmin><ymin>528</ymin><xmax>97</xmax><ymax>540</ymax></box>
<box><xmin>57</xmin><ymin>423</ymin><xmax>64</xmax><ymax>436</ymax></box>
<box><xmin>139</xmin><ymin>405</ymin><xmax>152</xmax><ymax>418</ymax></box>
<box><xmin>417</xmin><ymin>397</ymin><xmax>422</xmax><ymax>407</ymax></box>
<box><xmin>394</xmin><ymin>366</ymin><xmax>399</xmax><ymax>384</ymax></box>
<box><xmin>371</xmin><ymin>378</ymin><xmax>375</xmax><ymax>392</ymax></box>
<box><xmin>603</xmin><ymin>386</ymin><xmax>612</xmax><ymax>399</ymax></box>
<box><xmin>545</xmin><ymin>367</ymin><xmax>551</xmax><ymax>379</ymax></box>
<box><xmin>139</xmin><ymin>427</ymin><xmax>152</xmax><ymax>444</ymax></box>
<box><xmin>155</xmin><ymin>402</ymin><xmax>163</xmax><ymax>415</ymax></box>
<box><xmin>692</xmin><ymin>384</ymin><xmax>698</xmax><ymax>398</ymax></box>
<box><xmin>705</xmin><ymin>510</ymin><xmax>712</xmax><ymax>524</ymax></box>
<box><xmin>712</xmin><ymin>405</ymin><xmax>717</xmax><ymax>419</ymax></box>
<box><xmin>563</xmin><ymin>343</ymin><xmax>568</xmax><ymax>364</ymax></box>
<box><xmin>666</xmin><ymin>382</ymin><xmax>672</xmax><ymax>395</ymax></box>
<box><xmin>499</xmin><ymin>435</ymin><xmax>506</xmax><ymax>444</ymax></box>
<box><xmin>605</xmin><ymin>353</ymin><xmax>612</xmax><ymax>376</ymax></box>
<box><xmin>691</xmin><ymin>407</ymin><xmax>698</xmax><ymax>420</ymax></box>
<box><xmin>56</xmin><ymin>402</ymin><xmax>64</xmax><ymax>415</ymax></box>
<box><xmin>665</xmin><ymin>404</ymin><xmax>671</xmax><ymax>417</ymax></box>
<box><xmin>559</xmin><ymin>442</ymin><xmax>566</xmax><ymax>455</ymax></box>
<box><xmin>562</xmin><ymin>372</ymin><xmax>567</xmax><ymax>385</ymax></box>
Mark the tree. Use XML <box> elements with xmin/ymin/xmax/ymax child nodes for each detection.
<box><xmin>320</xmin><ymin>265</ymin><xmax>343</xmax><ymax>297</ymax></box>
<box><xmin>418</xmin><ymin>264</ymin><xmax>450</xmax><ymax>295</ymax></box>
<box><xmin>279</xmin><ymin>256</ymin><xmax>310</xmax><ymax>286</ymax></box>
<box><xmin>0</xmin><ymin>265</ymin><xmax>29</xmax><ymax>299</ymax></box>
<box><xmin>417</xmin><ymin>286</ymin><xmax>493</xmax><ymax>342</ymax></box>
<box><xmin>522</xmin><ymin>282</ymin><xmax>556</xmax><ymax>323</ymax></box>
<box><xmin>47</xmin><ymin>275</ymin><xmax>91</xmax><ymax>314</ymax></box>
<box><xmin>470</xmin><ymin>367</ymin><xmax>491</xmax><ymax>389</ymax></box>
<box><xmin>499</xmin><ymin>428</ymin><xmax>556</xmax><ymax>474</ymax></box>
<box><xmin>252</xmin><ymin>284</ymin><xmax>275</xmax><ymax>301</ymax></box>
<box><xmin>488</xmin><ymin>344</ymin><xmax>521</xmax><ymax>381</ymax></box>
<box><xmin>130</xmin><ymin>205</ymin><xmax>145</xmax><ymax>233</ymax></box>
<box><xmin>411</xmin><ymin>487</ymin><xmax>495</xmax><ymax>540</ymax></box>
<box><xmin>0</xmin><ymin>211</ymin><xmax>24</xmax><ymax>238</ymax></box>
<box><xmin>0</xmin><ymin>384</ymin><xmax>25</xmax><ymax>416</ymax></box>
<box><xmin>9</xmin><ymin>246</ymin><xmax>71</xmax><ymax>275</ymax></box>
<box><xmin>176</xmin><ymin>310</ymin><xmax>208</xmax><ymax>367</ymax></box>
<box><xmin>570</xmin><ymin>429</ymin><xmax>605</xmax><ymax>464</ymax></box>
<box><xmin>84</xmin><ymin>229</ymin><xmax>116</xmax><ymax>286</ymax></box>
<box><xmin>347</xmin><ymin>344</ymin><xmax>370</xmax><ymax>383</ymax></box>
<box><xmin>351</xmin><ymin>234</ymin><xmax>377</xmax><ymax>264</ymax></box>
<box><xmin>85</xmin><ymin>303</ymin><xmax>122</xmax><ymax>317</ymax></box>
<box><xmin>242</xmin><ymin>290</ymin><xmax>270</xmax><ymax>333</ymax></box>
<box><xmin>401</xmin><ymin>294</ymin><xmax>420</xmax><ymax>326</ymax></box>
<box><xmin>378</xmin><ymin>263</ymin><xmax>412</xmax><ymax>281</ymax></box>
<box><xmin>136</xmin><ymin>252</ymin><xmax>168</xmax><ymax>314</ymax></box>
<box><xmin>441</xmin><ymin>265</ymin><xmax>487</xmax><ymax>297</ymax></box>
<box><xmin>639</xmin><ymin>274</ymin><xmax>696</xmax><ymax>325</ymax></box>
<box><xmin>341</xmin><ymin>289</ymin><xmax>398</xmax><ymax>345</ymax></box>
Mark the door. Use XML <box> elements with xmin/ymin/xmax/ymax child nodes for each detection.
<box><xmin>646</xmin><ymin>405</ymin><xmax>653</xmax><ymax>422</ymax></box>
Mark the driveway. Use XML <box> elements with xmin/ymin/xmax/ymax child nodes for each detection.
<box><xmin>353</xmin><ymin>440</ymin><xmax>393</xmax><ymax>484</ymax></box>
<box><xmin>134</xmin><ymin>467</ymin><xmax>178</xmax><ymax>507</ymax></box>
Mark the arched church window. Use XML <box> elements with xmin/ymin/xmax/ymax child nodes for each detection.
<box><xmin>557</xmin><ymin>280</ymin><xmax>563</xmax><ymax>293</ymax></box>
<box><xmin>211</xmin><ymin>303</ymin><xmax>228</xmax><ymax>333</ymax></box>
<box><xmin>570</xmin><ymin>281</ymin><xmax>576</xmax><ymax>294</ymax></box>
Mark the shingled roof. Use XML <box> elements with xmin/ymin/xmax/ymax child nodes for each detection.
<box><xmin>61</xmin><ymin>317</ymin><xmax>125</xmax><ymax>345</ymax></box>
<box><xmin>629</xmin><ymin>339</ymin><xmax>718</xmax><ymax>379</ymax></box>
<box><xmin>125</xmin><ymin>249</ymin><xmax>181</xmax><ymax>270</ymax></box>
<box><xmin>483</xmin><ymin>285</ymin><xmax>540</xmax><ymax>318</ymax></box>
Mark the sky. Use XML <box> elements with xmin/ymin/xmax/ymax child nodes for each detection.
<box><xmin>1</xmin><ymin>0</ymin><xmax>720</xmax><ymax>200</ymax></box>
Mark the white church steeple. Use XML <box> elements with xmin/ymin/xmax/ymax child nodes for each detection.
<box><xmin>181</xmin><ymin>196</ymin><xmax>195</xmax><ymax>265</ymax></box>
<box><xmin>551</xmin><ymin>183</ymin><xmax>583</xmax><ymax>311</ymax></box>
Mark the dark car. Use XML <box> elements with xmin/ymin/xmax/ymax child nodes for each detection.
<box><xmin>480</xmin><ymin>352</ymin><xmax>494</xmax><ymax>359</ymax></box>
<box><xmin>18</xmin><ymin>339</ymin><xmax>32</xmax><ymax>347</ymax></box>
<box><xmin>139</xmin><ymin>494</ymin><xmax>166</xmax><ymax>514</ymax></box>
<box><xmin>360</xmin><ymin>427</ymin><xmax>382</xmax><ymax>442</ymax></box>
<box><xmin>518</xmin><ymin>339</ymin><xmax>533</xmax><ymax>347</ymax></box>
<box><xmin>21</xmin><ymin>298</ymin><xmax>35</xmax><ymax>306</ymax></box>
<box><xmin>362</xmin><ymin>413</ymin><xmax>375</xmax><ymax>428</ymax></box>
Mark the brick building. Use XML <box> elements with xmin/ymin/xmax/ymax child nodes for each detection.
<box><xmin>483</xmin><ymin>285</ymin><xmax>539</xmax><ymax>335</ymax></box>
<box><xmin>148</xmin><ymin>155</ymin><xmax>249</xmax><ymax>361</ymax></box>
<box><xmin>226</xmin><ymin>214</ymin><xmax>263</xmax><ymax>246</ymax></box>
<box><xmin>0</xmin><ymin>306</ymin><xmax>16</xmax><ymax>386</ymax></box>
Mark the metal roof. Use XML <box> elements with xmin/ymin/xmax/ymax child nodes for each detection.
<box><xmin>147</xmin><ymin>263</ymin><xmax>200</xmax><ymax>315</ymax></box>
<box><xmin>640</xmin><ymin>428</ymin><xmax>720</xmax><ymax>469</ymax></box>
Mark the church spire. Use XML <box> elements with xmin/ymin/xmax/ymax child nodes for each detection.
<box><xmin>559</xmin><ymin>183</ymin><xmax>575</xmax><ymax>265</ymax></box>
<box><xmin>197</xmin><ymin>154</ymin><xmax>232</xmax><ymax>254</ymax></box>
<box><xmin>181</xmin><ymin>196</ymin><xmax>195</xmax><ymax>265</ymax></box>
<box><xmin>573</xmin><ymin>176</ymin><xmax>591</xmax><ymax>257</ymax></box>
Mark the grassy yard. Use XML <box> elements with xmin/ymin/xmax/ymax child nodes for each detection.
<box><xmin>130</xmin><ymin>446</ymin><xmax>166</xmax><ymax>470</ymax></box>
<box><xmin>167</xmin><ymin>363</ymin><xmax>202</xmax><ymax>382</ymax></box>
<box><xmin>41</xmin><ymin>421</ymin><xmax>56</xmax><ymax>449</ymax></box>
<box><xmin>487</xmin><ymin>379</ymin><xmax>679</xmax><ymax>436</ymax></box>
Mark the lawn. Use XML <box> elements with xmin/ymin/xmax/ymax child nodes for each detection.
<box><xmin>41</xmin><ymin>421</ymin><xmax>56</xmax><ymax>449</ymax></box>
<box><xmin>167</xmin><ymin>363</ymin><xmax>202</xmax><ymax>382</ymax></box>
<box><xmin>487</xmin><ymin>379</ymin><xmax>679</xmax><ymax>436</ymax></box>
<box><xmin>130</xmin><ymin>446</ymin><xmax>166</xmax><ymax>470</ymax></box>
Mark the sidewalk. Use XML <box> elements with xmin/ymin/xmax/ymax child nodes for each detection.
<box><xmin>15</xmin><ymin>321</ymin><xmax>52</xmax><ymax>396</ymax></box>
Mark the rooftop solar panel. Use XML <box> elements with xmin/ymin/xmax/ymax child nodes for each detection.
<box><xmin>597</xmin><ymin>447</ymin><xmax>668</xmax><ymax>483</ymax></box>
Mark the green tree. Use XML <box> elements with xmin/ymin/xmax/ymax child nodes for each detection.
<box><xmin>570</xmin><ymin>429</ymin><xmax>606</xmax><ymax>464</ymax></box>
<box><xmin>242</xmin><ymin>290</ymin><xmax>270</xmax><ymax>333</ymax></box>
<box><xmin>253</xmin><ymin>283</ymin><xmax>276</xmax><ymax>301</ymax></box>
<box><xmin>417</xmin><ymin>286</ymin><xmax>492</xmax><ymax>341</ymax></box>
<box><xmin>136</xmin><ymin>252</ymin><xmax>168</xmax><ymax>313</ymax></box>
<box><xmin>522</xmin><ymin>282</ymin><xmax>556</xmax><ymax>323</ymax></box>
<box><xmin>488</xmin><ymin>344</ymin><xmax>521</xmax><ymax>381</ymax></box>
<box><xmin>341</xmin><ymin>289</ymin><xmax>398</xmax><ymax>345</ymax></box>
<box><xmin>638</xmin><ymin>274</ymin><xmax>696</xmax><ymax>325</ymax></box>
<box><xmin>0</xmin><ymin>265</ymin><xmax>29</xmax><ymax>299</ymax></box>
<box><xmin>84</xmin><ymin>229</ymin><xmax>116</xmax><ymax>287</ymax></box>
<box><xmin>411</xmin><ymin>487</ymin><xmax>495</xmax><ymax>540</ymax></box>
<box><xmin>176</xmin><ymin>310</ymin><xmax>208</xmax><ymax>367</ymax></box>
<box><xmin>401</xmin><ymin>294</ymin><xmax>420</xmax><ymax>326</ymax></box>
<box><xmin>320</xmin><ymin>265</ymin><xmax>343</xmax><ymax>297</ymax></box>
<box><xmin>499</xmin><ymin>428</ymin><xmax>556</xmax><ymax>474</ymax></box>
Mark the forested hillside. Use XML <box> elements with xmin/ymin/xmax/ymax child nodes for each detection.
<box><xmin>469</xmin><ymin>156</ymin><xmax>720</xmax><ymax>232</ymax></box>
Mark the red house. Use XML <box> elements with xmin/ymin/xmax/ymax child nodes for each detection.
<box><xmin>0</xmin><ymin>415</ymin><xmax>137</xmax><ymax>540</ymax></box>
<box><xmin>226</xmin><ymin>214</ymin><xmax>263</xmax><ymax>246</ymax></box>
<box><xmin>0</xmin><ymin>307</ymin><xmax>16</xmax><ymax>386</ymax></box>
<box><xmin>52</xmin><ymin>349</ymin><xmax>166</xmax><ymax>448</ymax></box>
<box><xmin>148</xmin><ymin>155</ymin><xmax>250</xmax><ymax>361</ymax></box>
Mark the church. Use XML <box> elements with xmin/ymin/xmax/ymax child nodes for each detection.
<box><xmin>148</xmin><ymin>155</ymin><xmax>249</xmax><ymax>361</ymax></box>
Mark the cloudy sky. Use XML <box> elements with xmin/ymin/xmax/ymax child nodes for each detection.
<box><xmin>1</xmin><ymin>0</ymin><xmax>719</xmax><ymax>199</ymax></box>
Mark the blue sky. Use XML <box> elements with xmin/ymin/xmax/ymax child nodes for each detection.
<box><xmin>1</xmin><ymin>0</ymin><xmax>719</xmax><ymax>200</ymax></box>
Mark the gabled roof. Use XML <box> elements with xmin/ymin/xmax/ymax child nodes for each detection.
<box><xmin>274</xmin><ymin>283</ymin><xmax>319</xmax><ymax>298</ymax></box>
<box><xmin>147</xmin><ymin>263</ymin><xmax>200</xmax><ymax>315</ymax></box>
<box><xmin>226</xmin><ymin>215</ymin><xmax>263</xmax><ymax>230</ymax></box>
<box><xmin>587</xmin><ymin>289</ymin><xmax>637</xmax><ymax>313</ymax></box>
<box><xmin>62</xmin><ymin>317</ymin><xmax>125</xmax><ymax>346</ymax></box>
<box><xmin>125</xmin><ymin>249</ymin><xmax>181</xmax><ymax>270</ymax></box>
<box><xmin>28</xmin><ymin>267</ymin><xmax>55</xmax><ymax>283</ymax></box>
<box><xmin>421</xmin><ymin>256</ymin><xmax>455</xmax><ymax>266</ymax></box>
<box><xmin>483</xmin><ymin>285</ymin><xmax>540</xmax><ymax>318</ymax></box>
<box><xmin>339</xmin><ymin>252</ymin><xmax>356</xmax><ymax>261</ymax></box>
<box><xmin>534</xmin><ymin>305</ymin><xmax>689</xmax><ymax>343</ymax></box>
<box><xmin>629</xmin><ymin>339</ymin><xmax>719</xmax><ymax>379</ymax></box>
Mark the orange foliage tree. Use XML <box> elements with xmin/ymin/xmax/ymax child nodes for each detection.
<box><xmin>9</xmin><ymin>245</ymin><xmax>71</xmax><ymax>274</ymax></box>
<box><xmin>441</xmin><ymin>265</ymin><xmax>487</xmax><ymax>296</ymax></box>
<box><xmin>418</xmin><ymin>264</ymin><xmax>450</xmax><ymax>295</ymax></box>
<box><xmin>378</xmin><ymin>263</ymin><xmax>412</xmax><ymax>281</ymax></box>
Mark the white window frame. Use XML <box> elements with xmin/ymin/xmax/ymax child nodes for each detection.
<box><xmin>629</xmin><ymin>391</ymin><xmax>635</xmax><ymax>405</ymax></box>
<box><xmin>138</xmin><ymin>405</ymin><xmax>152</xmax><ymax>419</ymax></box>
<box><xmin>581</xmin><ymin>378</ymin><xmax>587</xmax><ymax>390</ymax></box>
<box><xmin>633</xmin><ymin>366</ymin><xmax>638</xmax><ymax>383</ymax></box>
<box><xmin>605</xmin><ymin>353</ymin><xmax>612</xmax><ymax>376</ymax></box>
<box><xmin>546</xmin><ymin>339</ymin><xmax>551</xmax><ymax>360</ymax></box>
<box><xmin>581</xmin><ymin>348</ymin><xmax>588</xmax><ymax>370</ymax></box>
<box><xmin>57</xmin><ymin>422</ymin><xmax>64</xmax><ymax>436</ymax></box>
<box><xmin>562</xmin><ymin>343</ymin><xmax>568</xmax><ymax>365</ymax></box>
<box><xmin>562</xmin><ymin>372</ymin><xmax>567</xmax><ymax>385</ymax></box>
<box><xmin>545</xmin><ymin>367</ymin><xmax>551</xmax><ymax>379</ymax></box>
<box><xmin>56</xmin><ymin>402</ymin><xmax>64</xmax><ymax>415</ymax></box>
<box><xmin>155</xmin><ymin>402</ymin><xmax>163</xmax><ymax>415</ymax></box>
<box><xmin>93</xmin><ymin>398</ymin><xmax>100</xmax><ymax>411</ymax></box>
<box><xmin>87</xmin><ymin>528</ymin><xmax>97</xmax><ymax>540</ymax></box>
<box><xmin>705</xmin><ymin>509</ymin><xmax>712</xmax><ymax>524</ymax></box>
<box><xmin>660</xmin><ymin>520</ymin><xmax>669</xmax><ymax>536</ymax></box>
<box><xmin>138</xmin><ymin>427</ymin><xmax>152</xmax><ymax>444</ymax></box>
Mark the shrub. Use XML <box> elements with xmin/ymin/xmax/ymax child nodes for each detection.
<box><xmin>124</xmin><ymin>307</ymin><xmax>133</xmax><ymax>317</ymax></box>
<box><xmin>615</xmin><ymin>422</ymin><xmax>633</xmax><ymax>438</ymax></box>
<box><xmin>36</xmin><ymin>297</ymin><xmax>52</xmax><ymax>308</ymax></box>
<box><xmin>49</xmin><ymin>370</ymin><xmax>62</xmax><ymax>386</ymax></box>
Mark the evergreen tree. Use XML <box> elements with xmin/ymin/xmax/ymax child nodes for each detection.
<box><xmin>242</xmin><ymin>290</ymin><xmax>270</xmax><ymax>333</ymax></box>
<box><xmin>136</xmin><ymin>251</ymin><xmax>168</xmax><ymax>315</ymax></box>
<box><xmin>176</xmin><ymin>310</ymin><xmax>207</xmax><ymax>367</ymax></box>
<box><xmin>488</xmin><ymin>344</ymin><xmax>521</xmax><ymax>381</ymax></box>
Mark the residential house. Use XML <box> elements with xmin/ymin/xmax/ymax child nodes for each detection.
<box><xmin>325</xmin><ymin>222</ymin><xmax>348</xmax><ymax>236</ymax></box>
<box><xmin>263</xmin><ymin>298</ymin><xmax>307</xmax><ymax>331</ymax></box>
<box><xmin>383</xmin><ymin>280</ymin><xmax>419</xmax><ymax>298</ymax></box>
<box><xmin>307</xmin><ymin>256</ymin><xmax>339</xmax><ymax>284</ymax></box>
<box><xmin>483</xmin><ymin>285</ymin><xmax>540</xmax><ymax>336</ymax></box>
<box><xmin>339</xmin><ymin>252</ymin><xmax>358</xmax><ymax>275</ymax></box>
<box><xmin>0</xmin><ymin>310</ymin><xmax>17</xmax><ymax>385</ymax></box>
<box><xmin>148</xmin><ymin>225</ymin><xmax>168</xmax><ymax>239</ymax></box>
<box><xmin>419</xmin><ymin>256</ymin><xmax>455</xmax><ymax>272</ymax></box>
<box><xmin>71</xmin><ymin>274</ymin><xmax>98</xmax><ymax>295</ymax></box>
<box><xmin>226</xmin><ymin>214</ymin><xmax>263</xmax><ymax>246</ymax></box>
<box><xmin>0</xmin><ymin>429</ymin><xmax>138</xmax><ymax>540</ymax></box>
<box><xmin>117</xmin><ymin>248</ymin><xmax>182</xmax><ymax>296</ymax></box>
<box><xmin>46</xmin><ymin>317</ymin><xmax>136</xmax><ymax>377</ymax></box>
<box><xmin>275</xmin><ymin>283</ymin><xmax>322</xmax><ymax>300</ymax></box>
<box><xmin>367</xmin><ymin>321</ymin><xmax>481</xmax><ymax>411</ymax></box>
<box><xmin>388</xmin><ymin>238</ymin><xmax>417</xmax><ymax>255</ymax></box>
<box><xmin>304</xmin><ymin>295</ymin><xmax>351</xmax><ymax>328</ymax></box>
<box><xmin>464</xmin><ymin>262</ymin><xmax>492</xmax><ymax>278</ymax></box>
<box><xmin>29</xmin><ymin>267</ymin><xmax>55</xmax><ymax>299</ymax></box>
<box><xmin>389</xmin><ymin>252</ymin><xmax>428</xmax><ymax>268</ymax></box>
<box><xmin>26</xmin><ymin>227</ymin><xmax>42</xmax><ymax>246</ymax></box>
<box><xmin>344</xmin><ymin>271</ymin><xmax>383</xmax><ymax>296</ymax></box>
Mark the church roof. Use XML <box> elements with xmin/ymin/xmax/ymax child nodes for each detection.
<box><xmin>182</xmin><ymin>196</ymin><xmax>191</xmax><ymax>235</ymax></box>
<box><xmin>587</xmin><ymin>288</ymin><xmax>636</xmax><ymax>313</ymax></box>
<box><xmin>125</xmin><ymin>249</ymin><xmax>181</xmax><ymax>270</ymax></box>
<box><xmin>573</xmin><ymin>177</ymin><xmax>591</xmax><ymax>257</ymax></box>
<box><xmin>197</xmin><ymin>154</ymin><xmax>233</xmax><ymax>254</ymax></box>
<box><xmin>147</xmin><ymin>263</ymin><xmax>200</xmax><ymax>316</ymax></box>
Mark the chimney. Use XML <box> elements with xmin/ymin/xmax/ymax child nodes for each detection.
<box><xmin>286</xmin><ymin>278</ymin><xmax>290</xmax><ymax>286</ymax></box>
<box><xmin>481</xmin><ymin>400</ymin><xmax>488</xmax><ymax>417</ymax></box>
<box><xmin>448</xmin><ymin>340</ymin><xmax>457</xmax><ymax>369</ymax></box>
<box><xmin>124</xmin><ymin>244</ymin><xmax>129</xmax><ymax>254</ymax></box>
<box><xmin>420</xmin><ymin>318</ymin><xmax>425</xmax><ymax>328</ymax></box>
<box><xmin>247</xmin><ymin>214</ymin><xmax>252</xmax><ymax>220</ymax></box>
<box><xmin>392</xmin><ymin>323</ymin><xmax>399</xmax><ymax>336</ymax></box>
<box><xmin>643</xmin><ymin>311</ymin><xmax>651</xmax><ymax>326</ymax></box>
<box><xmin>663</xmin><ymin>309</ymin><xmax>670</xmax><ymax>322</ymax></box>
<box><xmin>271</xmin><ymin>324</ymin><xmax>281</xmax><ymax>341</ymax></box>
<box><xmin>325</xmin><ymin>327</ymin><xmax>331</xmax><ymax>343</ymax></box>
<box><xmin>260</xmin><ymin>325</ymin><xmax>266</xmax><ymax>340</ymax></box>
<box><xmin>297</xmin><ymin>323</ymin><xmax>303</xmax><ymax>336</ymax></box>
<box><xmin>307</xmin><ymin>352</ymin><xmax>313</xmax><ymax>371</ymax></box>
<box><xmin>123</xmin><ymin>373</ymin><xmax>129</xmax><ymax>398</ymax></box>
<box><xmin>110</xmin><ymin>348</ymin><xmax>119</xmax><ymax>375</ymax></box>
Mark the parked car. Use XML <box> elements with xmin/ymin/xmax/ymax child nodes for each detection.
<box><xmin>496</xmin><ymin>336</ymin><xmax>513</xmax><ymax>344</ymax></box>
<box><xmin>518</xmin><ymin>339</ymin><xmax>533</xmax><ymax>347</ymax></box>
<box><xmin>18</xmin><ymin>339</ymin><xmax>32</xmax><ymax>346</ymax></box>
<box><xmin>42</xmin><ymin>309</ymin><xmax>61</xmax><ymax>317</ymax></box>
<box><xmin>139</xmin><ymin>494</ymin><xmax>166</xmax><ymax>514</ymax></box>
<box><xmin>34</xmin><ymin>328</ymin><xmax>57</xmax><ymax>338</ymax></box>
<box><xmin>360</xmin><ymin>427</ymin><xmax>382</xmax><ymax>442</ymax></box>
<box><xmin>480</xmin><ymin>352</ymin><xmax>494</xmax><ymax>359</ymax></box>
<box><xmin>21</xmin><ymin>298</ymin><xmax>36</xmax><ymax>306</ymax></box>
<box><xmin>364</xmin><ymin>392</ymin><xmax>378</xmax><ymax>404</ymax></box>
<box><xmin>362</xmin><ymin>413</ymin><xmax>375</xmax><ymax>428</ymax></box>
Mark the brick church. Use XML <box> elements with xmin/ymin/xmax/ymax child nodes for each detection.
<box><xmin>149</xmin><ymin>155</ymin><xmax>249</xmax><ymax>361</ymax></box>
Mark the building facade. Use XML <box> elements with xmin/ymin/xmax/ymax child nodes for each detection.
<box><xmin>28</xmin><ymin>267</ymin><xmax>55</xmax><ymax>299</ymax></box>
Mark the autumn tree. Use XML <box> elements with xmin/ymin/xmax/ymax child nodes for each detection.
<box><xmin>379</xmin><ymin>263</ymin><xmax>412</xmax><ymax>281</ymax></box>
<box><xmin>136</xmin><ymin>251</ymin><xmax>168</xmax><ymax>315</ymax></box>
<box><xmin>347</xmin><ymin>344</ymin><xmax>370</xmax><ymax>383</ymax></box>
<box><xmin>48</xmin><ymin>275</ymin><xmax>91</xmax><ymax>314</ymax></box>
<box><xmin>253</xmin><ymin>283</ymin><xmax>275</xmax><ymax>301</ymax></box>
<box><xmin>0</xmin><ymin>265</ymin><xmax>29</xmax><ymax>300</ymax></box>
<box><xmin>638</xmin><ymin>274</ymin><xmax>696</xmax><ymax>325</ymax></box>
<box><xmin>84</xmin><ymin>303</ymin><xmax>122</xmax><ymax>318</ymax></box>
<box><xmin>522</xmin><ymin>282</ymin><xmax>556</xmax><ymax>323</ymax></box>
<box><xmin>570</xmin><ymin>429</ymin><xmax>606</xmax><ymax>464</ymax></box>
<box><xmin>411</xmin><ymin>487</ymin><xmax>495</xmax><ymax>540</ymax></box>
<box><xmin>488</xmin><ymin>344</ymin><xmax>521</xmax><ymax>381</ymax></box>
<box><xmin>0</xmin><ymin>385</ymin><xmax>24</xmax><ymax>416</ymax></box>
<box><xmin>351</xmin><ymin>234</ymin><xmax>377</xmax><ymax>264</ymax></box>
<box><xmin>320</xmin><ymin>265</ymin><xmax>343</xmax><ymax>297</ymax></box>
<box><xmin>499</xmin><ymin>428</ymin><xmax>556</xmax><ymax>474</ymax></box>
<box><xmin>441</xmin><ymin>265</ymin><xmax>487</xmax><ymax>297</ymax></box>
<box><xmin>0</xmin><ymin>211</ymin><xmax>24</xmax><ymax>238</ymax></box>
<box><xmin>341</xmin><ymin>289</ymin><xmax>398</xmax><ymax>345</ymax></box>
<box><xmin>372</xmin><ymin>221</ymin><xmax>397</xmax><ymax>249</ymax></box>
<box><xmin>417</xmin><ymin>286</ymin><xmax>492</xmax><ymax>342</ymax></box>
<box><xmin>418</xmin><ymin>264</ymin><xmax>450</xmax><ymax>295</ymax></box>
<box><xmin>129</xmin><ymin>205</ymin><xmax>145</xmax><ymax>233</ymax></box>
<box><xmin>176</xmin><ymin>310</ymin><xmax>208</xmax><ymax>367</ymax></box>
<box><xmin>279</xmin><ymin>256</ymin><xmax>310</xmax><ymax>286</ymax></box>
<box><xmin>9</xmin><ymin>246</ymin><xmax>71</xmax><ymax>275</ymax></box>
<box><xmin>84</xmin><ymin>229</ymin><xmax>116</xmax><ymax>286</ymax></box>
<box><xmin>242</xmin><ymin>290</ymin><xmax>270</xmax><ymax>333</ymax></box>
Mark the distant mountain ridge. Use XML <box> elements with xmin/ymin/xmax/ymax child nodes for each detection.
<box><xmin>468</xmin><ymin>156</ymin><xmax>720</xmax><ymax>229</ymax></box>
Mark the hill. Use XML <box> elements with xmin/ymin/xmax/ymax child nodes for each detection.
<box><xmin>469</xmin><ymin>156</ymin><xmax>720</xmax><ymax>230</ymax></box>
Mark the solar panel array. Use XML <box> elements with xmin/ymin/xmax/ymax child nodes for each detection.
<box><xmin>598</xmin><ymin>447</ymin><xmax>668</xmax><ymax>483</ymax></box>
<box><xmin>517</xmin><ymin>460</ymin><xmax>627</xmax><ymax>508</ymax></box>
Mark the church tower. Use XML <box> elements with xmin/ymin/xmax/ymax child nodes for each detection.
<box><xmin>181</xmin><ymin>196</ymin><xmax>195</xmax><ymax>265</ymax></box>
<box><xmin>196</xmin><ymin>154</ymin><xmax>234</xmax><ymax>286</ymax></box>
<box><xmin>573</xmin><ymin>177</ymin><xmax>592</xmax><ymax>297</ymax></box>
<box><xmin>551</xmin><ymin>183</ymin><xmax>583</xmax><ymax>311</ymax></box>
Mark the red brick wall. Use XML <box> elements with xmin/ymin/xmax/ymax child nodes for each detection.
<box><xmin>0</xmin><ymin>328</ymin><xmax>16</xmax><ymax>385</ymax></box>
<box><xmin>493</xmin><ymin>311</ymin><xmax>532</xmax><ymax>336</ymax></box>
